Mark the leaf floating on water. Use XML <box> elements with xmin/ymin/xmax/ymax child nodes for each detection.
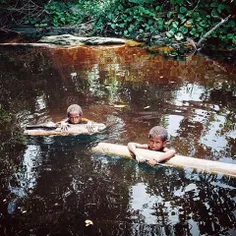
<box><xmin>144</xmin><ymin>106</ymin><xmax>150</xmax><ymax>109</ymax></box>
<box><xmin>114</xmin><ymin>104</ymin><xmax>127</xmax><ymax>108</ymax></box>
<box><xmin>85</xmin><ymin>219</ymin><xmax>94</xmax><ymax>227</ymax></box>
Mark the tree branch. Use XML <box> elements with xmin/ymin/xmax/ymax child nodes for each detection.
<box><xmin>197</xmin><ymin>14</ymin><xmax>231</xmax><ymax>47</ymax></box>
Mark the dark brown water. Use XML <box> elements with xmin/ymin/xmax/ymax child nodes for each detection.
<box><xmin>0</xmin><ymin>45</ymin><xmax>235</xmax><ymax>236</ymax></box>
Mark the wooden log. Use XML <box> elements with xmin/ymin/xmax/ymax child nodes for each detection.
<box><xmin>0</xmin><ymin>42</ymin><xmax>57</xmax><ymax>48</ymax></box>
<box><xmin>92</xmin><ymin>143</ymin><xmax>236</xmax><ymax>178</ymax></box>
<box><xmin>24</xmin><ymin>122</ymin><xmax>106</xmax><ymax>136</ymax></box>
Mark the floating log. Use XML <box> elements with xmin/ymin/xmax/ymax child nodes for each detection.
<box><xmin>24</xmin><ymin>122</ymin><xmax>106</xmax><ymax>136</ymax></box>
<box><xmin>92</xmin><ymin>143</ymin><xmax>236</xmax><ymax>178</ymax></box>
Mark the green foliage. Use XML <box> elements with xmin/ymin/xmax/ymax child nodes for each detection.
<box><xmin>91</xmin><ymin>0</ymin><xmax>236</xmax><ymax>49</ymax></box>
<box><xmin>2</xmin><ymin>0</ymin><xmax>235</xmax><ymax>49</ymax></box>
<box><xmin>24</xmin><ymin>0</ymin><xmax>102</xmax><ymax>27</ymax></box>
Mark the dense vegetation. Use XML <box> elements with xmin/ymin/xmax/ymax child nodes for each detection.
<box><xmin>0</xmin><ymin>0</ymin><xmax>235</xmax><ymax>50</ymax></box>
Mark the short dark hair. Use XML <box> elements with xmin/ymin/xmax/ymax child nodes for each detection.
<box><xmin>148</xmin><ymin>126</ymin><xmax>168</xmax><ymax>142</ymax></box>
<box><xmin>67</xmin><ymin>104</ymin><xmax>83</xmax><ymax>117</ymax></box>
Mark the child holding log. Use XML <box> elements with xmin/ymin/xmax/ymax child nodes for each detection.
<box><xmin>128</xmin><ymin>126</ymin><xmax>176</xmax><ymax>165</ymax></box>
<box><xmin>58</xmin><ymin>104</ymin><xmax>93</xmax><ymax>131</ymax></box>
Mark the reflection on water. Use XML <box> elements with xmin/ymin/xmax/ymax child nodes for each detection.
<box><xmin>0</xmin><ymin>45</ymin><xmax>235</xmax><ymax>235</ymax></box>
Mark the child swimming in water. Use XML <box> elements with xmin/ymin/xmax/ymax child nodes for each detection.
<box><xmin>128</xmin><ymin>126</ymin><xmax>176</xmax><ymax>165</ymax></box>
<box><xmin>58</xmin><ymin>104</ymin><xmax>93</xmax><ymax>131</ymax></box>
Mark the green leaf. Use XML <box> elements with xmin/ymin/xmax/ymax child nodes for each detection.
<box><xmin>128</xmin><ymin>26</ymin><xmax>134</xmax><ymax>33</ymax></box>
<box><xmin>210</xmin><ymin>2</ymin><xmax>218</xmax><ymax>7</ymax></box>
<box><xmin>150</xmin><ymin>27</ymin><xmax>156</xmax><ymax>33</ymax></box>
<box><xmin>217</xmin><ymin>4</ymin><xmax>225</xmax><ymax>13</ymax></box>
<box><xmin>193</xmin><ymin>12</ymin><xmax>200</xmax><ymax>19</ymax></box>
<box><xmin>232</xmin><ymin>37</ymin><xmax>236</xmax><ymax>45</ymax></box>
<box><xmin>172</xmin><ymin>21</ymin><xmax>179</xmax><ymax>28</ymax></box>
<box><xmin>157</xmin><ymin>18</ymin><xmax>164</xmax><ymax>25</ymax></box>
<box><xmin>220</xmin><ymin>35</ymin><xmax>226</xmax><ymax>41</ymax></box>
<box><xmin>175</xmin><ymin>32</ymin><xmax>184</xmax><ymax>40</ymax></box>
<box><xmin>190</xmin><ymin>28</ymin><xmax>196</xmax><ymax>35</ymax></box>
<box><xmin>127</xmin><ymin>16</ymin><xmax>133</xmax><ymax>22</ymax></box>
<box><xmin>211</xmin><ymin>9</ymin><xmax>219</xmax><ymax>18</ymax></box>
<box><xmin>179</xmin><ymin>26</ymin><xmax>188</xmax><ymax>34</ymax></box>
<box><xmin>148</xmin><ymin>19</ymin><xmax>153</xmax><ymax>25</ymax></box>
<box><xmin>118</xmin><ymin>5</ymin><xmax>123</xmax><ymax>11</ymax></box>
<box><xmin>228</xmin><ymin>20</ymin><xmax>235</xmax><ymax>28</ymax></box>
<box><xmin>198</xmin><ymin>26</ymin><xmax>204</xmax><ymax>32</ymax></box>
<box><xmin>119</xmin><ymin>23</ymin><xmax>126</xmax><ymax>28</ymax></box>
<box><xmin>166</xmin><ymin>29</ymin><xmax>175</xmax><ymax>38</ymax></box>
<box><xmin>111</xmin><ymin>23</ymin><xmax>116</xmax><ymax>29</ymax></box>
<box><xmin>167</xmin><ymin>11</ymin><xmax>172</xmax><ymax>18</ymax></box>
<box><xmin>165</xmin><ymin>19</ymin><xmax>173</xmax><ymax>26</ymax></box>
<box><xmin>155</xmin><ymin>6</ymin><xmax>161</xmax><ymax>11</ymax></box>
<box><xmin>107</xmin><ymin>13</ymin><xmax>113</xmax><ymax>20</ymax></box>
<box><xmin>199</xmin><ymin>20</ymin><xmax>207</xmax><ymax>27</ymax></box>
<box><xmin>178</xmin><ymin>14</ymin><xmax>185</xmax><ymax>20</ymax></box>
<box><xmin>180</xmin><ymin>7</ymin><xmax>187</xmax><ymax>14</ymax></box>
<box><xmin>30</xmin><ymin>19</ymin><xmax>36</xmax><ymax>24</ymax></box>
<box><xmin>227</xmin><ymin>33</ymin><xmax>234</xmax><ymax>39</ymax></box>
<box><xmin>121</xmin><ymin>14</ymin><xmax>127</xmax><ymax>20</ymax></box>
<box><xmin>186</xmin><ymin>19</ymin><xmax>193</xmax><ymax>24</ymax></box>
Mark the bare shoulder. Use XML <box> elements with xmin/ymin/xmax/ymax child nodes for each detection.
<box><xmin>82</xmin><ymin>117</ymin><xmax>93</xmax><ymax>123</ymax></box>
<box><xmin>164</xmin><ymin>147</ymin><xmax>176</xmax><ymax>154</ymax></box>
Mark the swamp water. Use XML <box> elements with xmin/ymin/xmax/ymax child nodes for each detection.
<box><xmin>0</xmin><ymin>45</ymin><xmax>235</xmax><ymax>235</ymax></box>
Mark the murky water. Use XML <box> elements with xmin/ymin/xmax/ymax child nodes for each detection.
<box><xmin>0</xmin><ymin>45</ymin><xmax>235</xmax><ymax>235</ymax></box>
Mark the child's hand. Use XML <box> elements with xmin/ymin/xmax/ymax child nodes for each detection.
<box><xmin>146</xmin><ymin>159</ymin><xmax>157</xmax><ymax>166</ymax></box>
<box><xmin>135</xmin><ymin>155</ymin><xmax>147</xmax><ymax>163</ymax></box>
<box><xmin>59</xmin><ymin>122</ymin><xmax>70</xmax><ymax>132</ymax></box>
<box><xmin>86</xmin><ymin>123</ymin><xmax>95</xmax><ymax>133</ymax></box>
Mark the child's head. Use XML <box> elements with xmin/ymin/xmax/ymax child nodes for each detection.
<box><xmin>148</xmin><ymin>126</ymin><xmax>168</xmax><ymax>151</ymax></box>
<box><xmin>67</xmin><ymin>104</ymin><xmax>83</xmax><ymax>124</ymax></box>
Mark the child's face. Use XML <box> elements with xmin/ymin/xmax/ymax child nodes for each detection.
<box><xmin>68</xmin><ymin>112</ymin><xmax>82</xmax><ymax>124</ymax></box>
<box><xmin>148</xmin><ymin>136</ymin><xmax>166</xmax><ymax>151</ymax></box>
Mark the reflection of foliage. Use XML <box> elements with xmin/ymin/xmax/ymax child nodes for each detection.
<box><xmin>0</xmin><ymin>39</ymin><xmax>235</xmax><ymax>235</ymax></box>
<box><xmin>0</xmin><ymin>103</ymin><xmax>11</xmax><ymax>123</ymax></box>
<box><xmin>3</xmin><ymin>137</ymin><xmax>235</xmax><ymax>235</ymax></box>
<box><xmin>142</xmin><ymin>167</ymin><xmax>236</xmax><ymax>235</ymax></box>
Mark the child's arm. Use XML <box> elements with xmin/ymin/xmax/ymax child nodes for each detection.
<box><xmin>147</xmin><ymin>147</ymin><xmax>176</xmax><ymax>165</ymax></box>
<box><xmin>56</xmin><ymin>119</ymin><xmax>70</xmax><ymax>132</ymax></box>
<box><xmin>128</xmin><ymin>142</ymin><xmax>148</xmax><ymax>162</ymax></box>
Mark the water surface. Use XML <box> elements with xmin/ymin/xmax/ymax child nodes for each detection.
<box><xmin>0</xmin><ymin>45</ymin><xmax>235</xmax><ymax>235</ymax></box>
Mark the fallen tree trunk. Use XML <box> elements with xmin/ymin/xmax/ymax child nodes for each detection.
<box><xmin>24</xmin><ymin>122</ymin><xmax>106</xmax><ymax>136</ymax></box>
<box><xmin>0</xmin><ymin>42</ymin><xmax>57</xmax><ymax>48</ymax></box>
<box><xmin>92</xmin><ymin>143</ymin><xmax>236</xmax><ymax>178</ymax></box>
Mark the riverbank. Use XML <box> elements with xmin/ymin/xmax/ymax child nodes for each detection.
<box><xmin>0</xmin><ymin>26</ymin><xmax>235</xmax><ymax>62</ymax></box>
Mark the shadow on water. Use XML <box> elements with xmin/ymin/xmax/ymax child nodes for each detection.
<box><xmin>0</xmin><ymin>45</ymin><xmax>235</xmax><ymax>235</ymax></box>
